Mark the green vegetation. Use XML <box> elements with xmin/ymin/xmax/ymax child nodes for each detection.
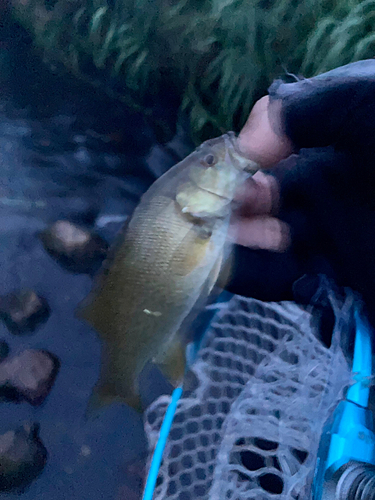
<box><xmin>11</xmin><ymin>0</ymin><xmax>375</xmax><ymax>142</ymax></box>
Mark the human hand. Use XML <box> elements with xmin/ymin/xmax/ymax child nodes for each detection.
<box><xmin>227</xmin><ymin>60</ymin><xmax>375</xmax><ymax>321</ymax></box>
<box><xmin>236</xmin><ymin>95</ymin><xmax>293</xmax><ymax>169</ymax></box>
<box><xmin>230</xmin><ymin>96</ymin><xmax>293</xmax><ymax>251</ymax></box>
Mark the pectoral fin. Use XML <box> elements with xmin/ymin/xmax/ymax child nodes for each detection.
<box><xmin>169</xmin><ymin>225</ymin><xmax>215</xmax><ymax>277</ymax></box>
<box><xmin>155</xmin><ymin>339</ymin><xmax>187</xmax><ymax>387</ymax></box>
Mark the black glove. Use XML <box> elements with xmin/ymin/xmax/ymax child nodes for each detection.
<box><xmin>226</xmin><ymin>59</ymin><xmax>375</xmax><ymax>325</ymax></box>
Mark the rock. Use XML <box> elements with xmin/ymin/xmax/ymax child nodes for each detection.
<box><xmin>0</xmin><ymin>289</ymin><xmax>50</xmax><ymax>335</ymax></box>
<box><xmin>116</xmin><ymin>484</ymin><xmax>143</xmax><ymax>500</ymax></box>
<box><xmin>80</xmin><ymin>445</ymin><xmax>91</xmax><ymax>457</ymax></box>
<box><xmin>0</xmin><ymin>341</ymin><xmax>9</xmax><ymax>362</ymax></box>
<box><xmin>0</xmin><ymin>349</ymin><xmax>60</xmax><ymax>405</ymax></box>
<box><xmin>116</xmin><ymin>454</ymin><xmax>146</xmax><ymax>500</ymax></box>
<box><xmin>0</xmin><ymin>423</ymin><xmax>47</xmax><ymax>492</ymax></box>
<box><xmin>126</xmin><ymin>455</ymin><xmax>146</xmax><ymax>485</ymax></box>
<box><xmin>39</xmin><ymin>220</ymin><xmax>108</xmax><ymax>273</ymax></box>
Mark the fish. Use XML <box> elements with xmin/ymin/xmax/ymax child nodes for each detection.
<box><xmin>78</xmin><ymin>132</ymin><xmax>259</xmax><ymax>412</ymax></box>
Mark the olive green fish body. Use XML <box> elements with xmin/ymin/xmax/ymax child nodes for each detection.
<box><xmin>80</xmin><ymin>132</ymin><xmax>259</xmax><ymax>411</ymax></box>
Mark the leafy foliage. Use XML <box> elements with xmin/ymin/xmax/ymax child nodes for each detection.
<box><xmin>11</xmin><ymin>0</ymin><xmax>375</xmax><ymax>142</ymax></box>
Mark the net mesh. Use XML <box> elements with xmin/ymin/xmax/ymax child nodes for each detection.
<box><xmin>144</xmin><ymin>290</ymin><xmax>353</xmax><ymax>500</ymax></box>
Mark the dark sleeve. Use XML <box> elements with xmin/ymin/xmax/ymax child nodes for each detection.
<box><xmin>225</xmin><ymin>247</ymin><xmax>301</xmax><ymax>302</ymax></box>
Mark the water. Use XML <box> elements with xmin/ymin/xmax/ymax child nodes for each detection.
<box><xmin>0</xmin><ymin>20</ymin><xmax>194</xmax><ymax>499</ymax></box>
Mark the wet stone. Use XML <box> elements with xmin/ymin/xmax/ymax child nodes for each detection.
<box><xmin>39</xmin><ymin>220</ymin><xmax>108</xmax><ymax>273</ymax></box>
<box><xmin>116</xmin><ymin>484</ymin><xmax>143</xmax><ymax>500</ymax></box>
<box><xmin>117</xmin><ymin>454</ymin><xmax>146</xmax><ymax>500</ymax></box>
<box><xmin>125</xmin><ymin>454</ymin><xmax>146</xmax><ymax>486</ymax></box>
<box><xmin>0</xmin><ymin>423</ymin><xmax>47</xmax><ymax>493</ymax></box>
<box><xmin>0</xmin><ymin>289</ymin><xmax>50</xmax><ymax>335</ymax></box>
<box><xmin>0</xmin><ymin>349</ymin><xmax>60</xmax><ymax>405</ymax></box>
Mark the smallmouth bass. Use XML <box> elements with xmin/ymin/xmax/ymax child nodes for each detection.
<box><xmin>78</xmin><ymin>132</ymin><xmax>259</xmax><ymax>412</ymax></box>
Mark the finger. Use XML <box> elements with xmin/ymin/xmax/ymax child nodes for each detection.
<box><xmin>237</xmin><ymin>96</ymin><xmax>293</xmax><ymax>169</ymax></box>
<box><xmin>228</xmin><ymin>215</ymin><xmax>292</xmax><ymax>252</ymax></box>
<box><xmin>234</xmin><ymin>171</ymin><xmax>280</xmax><ymax>216</ymax></box>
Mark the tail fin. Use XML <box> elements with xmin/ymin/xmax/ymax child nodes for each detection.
<box><xmin>85</xmin><ymin>382</ymin><xmax>143</xmax><ymax>420</ymax></box>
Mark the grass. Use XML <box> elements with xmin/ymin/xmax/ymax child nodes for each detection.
<box><xmin>11</xmin><ymin>0</ymin><xmax>375</xmax><ymax>143</ymax></box>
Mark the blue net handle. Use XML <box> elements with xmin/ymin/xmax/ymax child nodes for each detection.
<box><xmin>142</xmin><ymin>386</ymin><xmax>183</xmax><ymax>500</ymax></box>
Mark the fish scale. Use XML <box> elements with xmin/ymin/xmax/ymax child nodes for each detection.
<box><xmin>78</xmin><ymin>132</ymin><xmax>260</xmax><ymax>411</ymax></box>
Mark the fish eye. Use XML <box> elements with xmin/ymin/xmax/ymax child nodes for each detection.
<box><xmin>204</xmin><ymin>154</ymin><xmax>215</xmax><ymax>165</ymax></box>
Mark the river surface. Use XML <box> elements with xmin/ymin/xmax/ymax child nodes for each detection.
<box><xmin>0</xmin><ymin>21</ymin><xmax>194</xmax><ymax>500</ymax></box>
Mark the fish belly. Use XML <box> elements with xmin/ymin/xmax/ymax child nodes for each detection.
<box><xmin>81</xmin><ymin>195</ymin><xmax>226</xmax><ymax>410</ymax></box>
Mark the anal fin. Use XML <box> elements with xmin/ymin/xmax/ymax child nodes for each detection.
<box><xmin>155</xmin><ymin>339</ymin><xmax>187</xmax><ymax>387</ymax></box>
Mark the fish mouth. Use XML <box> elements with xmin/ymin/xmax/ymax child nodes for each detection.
<box><xmin>196</xmin><ymin>131</ymin><xmax>237</xmax><ymax>150</ymax></box>
<box><xmin>223</xmin><ymin>132</ymin><xmax>261</xmax><ymax>174</ymax></box>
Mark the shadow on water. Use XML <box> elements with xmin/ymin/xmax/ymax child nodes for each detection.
<box><xmin>0</xmin><ymin>14</ymin><xmax>194</xmax><ymax>499</ymax></box>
